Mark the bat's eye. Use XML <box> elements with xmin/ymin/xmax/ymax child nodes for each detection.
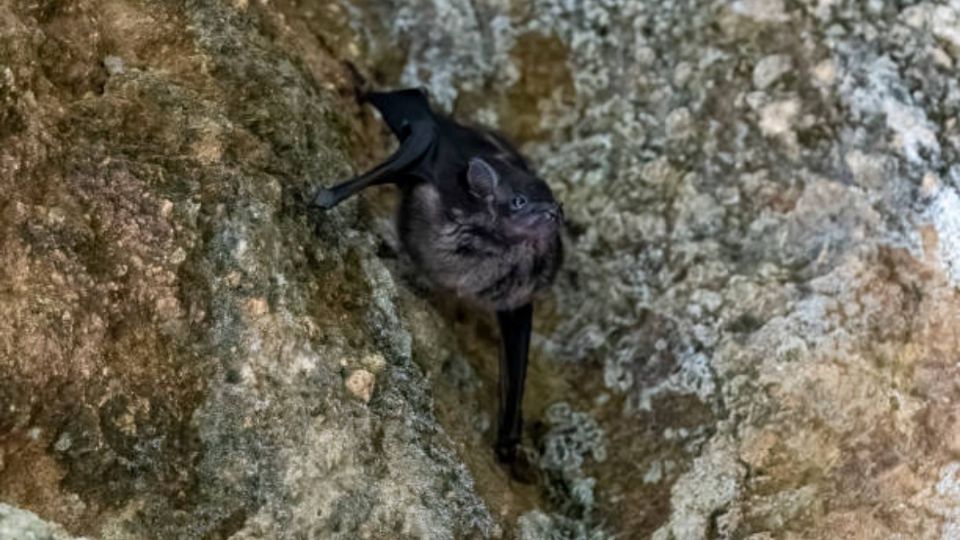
<box><xmin>511</xmin><ymin>195</ymin><xmax>528</xmax><ymax>211</ymax></box>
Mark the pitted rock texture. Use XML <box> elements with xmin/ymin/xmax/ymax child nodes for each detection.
<box><xmin>1</xmin><ymin>2</ymin><xmax>492</xmax><ymax>539</ymax></box>
<box><xmin>0</xmin><ymin>504</ymin><xmax>87</xmax><ymax>540</ymax></box>
<box><xmin>6</xmin><ymin>1</ymin><xmax>960</xmax><ymax>540</ymax></box>
<box><xmin>347</xmin><ymin>0</ymin><xmax>960</xmax><ymax>538</ymax></box>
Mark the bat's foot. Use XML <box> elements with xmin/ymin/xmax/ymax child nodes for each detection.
<box><xmin>495</xmin><ymin>442</ymin><xmax>516</xmax><ymax>464</ymax></box>
<box><xmin>495</xmin><ymin>443</ymin><xmax>537</xmax><ymax>484</ymax></box>
<box><xmin>311</xmin><ymin>188</ymin><xmax>339</xmax><ymax>210</ymax></box>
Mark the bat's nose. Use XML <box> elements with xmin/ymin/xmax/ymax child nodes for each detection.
<box><xmin>545</xmin><ymin>202</ymin><xmax>563</xmax><ymax>222</ymax></box>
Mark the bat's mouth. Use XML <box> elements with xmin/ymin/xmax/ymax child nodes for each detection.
<box><xmin>531</xmin><ymin>201</ymin><xmax>563</xmax><ymax>222</ymax></box>
<box><xmin>506</xmin><ymin>202</ymin><xmax>563</xmax><ymax>240</ymax></box>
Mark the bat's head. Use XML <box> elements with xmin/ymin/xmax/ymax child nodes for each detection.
<box><xmin>465</xmin><ymin>157</ymin><xmax>563</xmax><ymax>243</ymax></box>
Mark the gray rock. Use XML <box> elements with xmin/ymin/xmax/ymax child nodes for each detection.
<box><xmin>102</xmin><ymin>56</ymin><xmax>124</xmax><ymax>76</ymax></box>
<box><xmin>752</xmin><ymin>54</ymin><xmax>793</xmax><ymax>89</ymax></box>
<box><xmin>0</xmin><ymin>504</ymin><xmax>87</xmax><ymax>540</ymax></box>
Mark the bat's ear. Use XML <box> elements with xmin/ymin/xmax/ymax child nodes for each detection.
<box><xmin>467</xmin><ymin>157</ymin><xmax>499</xmax><ymax>199</ymax></box>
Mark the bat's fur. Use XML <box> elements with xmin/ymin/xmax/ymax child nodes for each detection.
<box><xmin>399</xmin><ymin>172</ymin><xmax>562</xmax><ymax>312</ymax></box>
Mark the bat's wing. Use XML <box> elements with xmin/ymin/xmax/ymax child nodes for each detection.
<box><xmin>364</xmin><ymin>88</ymin><xmax>434</xmax><ymax>139</ymax></box>
<box><xmin>312</xmin><ymin>88</ymin><xmax>442</xmax><ymax>209</ymax></box>
<box><xmin>495</xmin><ymin>302</ymin><xmax>533</xmax><ymax>464</ymax></box>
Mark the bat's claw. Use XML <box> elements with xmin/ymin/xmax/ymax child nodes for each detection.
<box><xmin>495</xmin><ymin>444</ymin><xmax>537</xmax><ymax>484</ymax></box>
<box><xmin>311</xmin><ymin>188</ymin><xmax>339</xmax><ymax>210</ymax></box>
<box><xmin>495</xmin><ymin>443</ymin><xmax>516</xmax><ymax>464</ymax></box>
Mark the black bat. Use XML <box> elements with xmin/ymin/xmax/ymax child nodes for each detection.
<box><xmin>312</xmin><ymin>87</ymin><xmax>563</xmax><ymax>465</ymax></box>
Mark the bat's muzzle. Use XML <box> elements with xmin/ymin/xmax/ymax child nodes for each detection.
<box><xmin>529</xmin><ymin>202</ymin><xmax>563</xmax><ymax>223</ymax></box>
<box><xmin>506</xmin><ymin>201</ymin><xmax>563</xmax><ymax>240</ymax></box>
<box><xmin>545</xmin><ymin>202</ymin><xmax>564</xmax><ymax>222</ymax></box>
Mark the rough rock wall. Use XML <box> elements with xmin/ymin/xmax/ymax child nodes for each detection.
<box><xmin>0</xmin><ymin>2</ymin><xmax>493</xmax><ymax>539</ymax></box>
<box><xmin>351</xmin><ymin>0</ymin><xmax>960</xmax><ymax>538</ymax></box>
<box><xmin>5</xmin><ymin>0</ymin><xmax>960</xmax><ymax>539</ymax></box>
<box><xmin>0</xmin><ymin>504</ymin><xmax>89</xmax><ymax>540</ymax></box>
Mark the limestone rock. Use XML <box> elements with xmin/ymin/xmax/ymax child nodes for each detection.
<box><xmin>0</xmin><ymin>504</ymin><xmax>87</xmax><ymax>540</ymax></box>
<box><xmin>345</xmin><ymin>369</ymin><xmax>376</xmax><ymax>403</ymax></box>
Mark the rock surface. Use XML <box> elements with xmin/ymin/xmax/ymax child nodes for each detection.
<box><xmin>4</xmin><ymin>0</ymin><xmax>960</xmax><ymax>539</ymax></box>
<box><xmin>0</xmin><ymin>2</ymin><xmax>492</xmax><ymax>539</ymax></box>
<box><xmin>0</xmin><ymin>504</ymin><xmax>87</xmax><ymax>540</ymax></box>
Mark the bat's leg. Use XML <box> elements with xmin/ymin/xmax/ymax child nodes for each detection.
<box><xmin>494</xmin><ymin>302</ymin><xmax>533</xmax><ymax>463</ymax></box>
<box><xmin>312</xmin><ymin>123</ymin><xmax>433</xmax><ymax>209</ymax></box>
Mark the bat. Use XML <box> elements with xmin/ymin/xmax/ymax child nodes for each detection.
<box><xmin>312</xmin><ymin>86</ymin><xmax>563</xmax><ymax>466</ymax></box>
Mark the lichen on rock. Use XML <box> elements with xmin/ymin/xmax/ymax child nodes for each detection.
<box><xmin>344</xmin><ymin>0</ymin><xmax>960</xmax><ymax>538</ymax></box>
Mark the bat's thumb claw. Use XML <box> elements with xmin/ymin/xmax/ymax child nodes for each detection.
<box><xmin>311</xmin><ymin>188</ymin><xmax>338</xmax><ymax>210</ymax></box>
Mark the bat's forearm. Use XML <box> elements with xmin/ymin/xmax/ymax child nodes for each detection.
<box><xmin>311</xmin><ymin>111</ymin><xmax>435</xmax><ymax>210</ymax></box>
